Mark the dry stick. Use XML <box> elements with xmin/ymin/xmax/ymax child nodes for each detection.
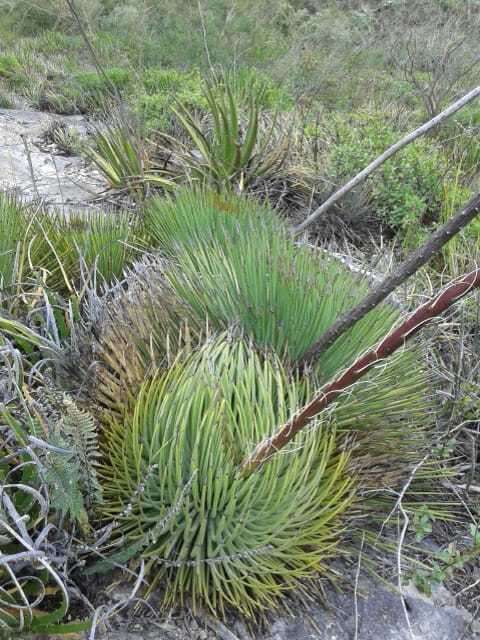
<box><xmin>240</xmin><ymin>267</ymin><xmax>480</xmax><ymax>475</ymax></box>
<box><xmin>64</xmin><ymin>0</ymin><xmax>122</xmax><ymax>103</ymax></box>
<box><xmin>197</xmin><ymin>0</ymin><xmax>216</xmax><ymax>79</ymax></box>
<box><xmin>20</xmin><ymin>134</ymin><xmax>40</xmax><ymax>201</ymax></box>
<box><xmin>294</xmin><ymin>85</ymin><xmax>480</xmax><ymax>235</ymax></box>
<box><xmin>300</xmin><ymin>191</ymin><xmax>480</xmax><ymax>367</ymax></box>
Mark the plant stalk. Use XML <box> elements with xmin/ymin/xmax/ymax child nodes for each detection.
<box><xmin>240</xmin><ymin>267</ymin><xmax>480</xmax><ymax>475</ymax></box>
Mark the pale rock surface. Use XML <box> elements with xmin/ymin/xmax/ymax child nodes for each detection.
<box><xmin>0</xmin><ymin>108</ymin><xmax>104</xmax><ymax>208</ymax></box>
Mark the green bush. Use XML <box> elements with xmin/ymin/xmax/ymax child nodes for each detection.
<box><xmin>75</xmin><ymin>68</ymin><xmax>131</xmax><ymax>94</ymax></box>
<box><xmin>327</xmin><ymin>111</ymin><xmax>448</xmax><ymax>233</ymax></box>
<box><xmin>0</xmin><ymin>53</ymin><xmax>20</xmax><ymax>78</ymax></box>
<box><xmin>141</xmin><ymin>68</ymin><xmax>197</xmax><ymax>95</ymax></box>
<box><xmin>33</xmin><ymin>31</ymin><xmax>83</xmax><ymax>55</ymax></box>
<box><xmin>151</xmin><ymin>76</ymin><xmax>292</xmax><ymax>192</ymax></box>
<box><xmin>37</xmin><ymin>67</ymin><xmax>132</xmax><ymax>115</ymax></box>
<box><xmin>227</xmin><ymin>67</ymin><xmax>294</xmax><ymax>111</ymax></box>
<box><xmin>43</xmin><ymin>210</ymin><xmax>140</xmax><ymax>290</ymax></box>
<box><xmin>135</xmin><ymin>68</ymin><xmax>205</xmax><ymax>132</ymax></box>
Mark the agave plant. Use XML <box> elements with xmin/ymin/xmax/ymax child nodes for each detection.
<box><xmin>100</xmin><ymin>337</ymin><xmax>355</xmax><ymax>616</ymax></box>
<box><xmin>159</xmin><ymin>76</ymin><xmax>289</xmax><ymax>193</ymax></box>
<box><xmin>86</xmin><ymin>122</ymin><xmax>175</xmax><ymax>197</ymax></box>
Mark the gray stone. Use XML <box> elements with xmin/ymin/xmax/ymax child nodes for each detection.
<box><xmin>0</xmin><ymin>108</ymin><xmax>104</xmax><ymax>209</ymax></box>
<box><xmin>96</xmin><ymin>579</ymin><xmax>478</xmax><ymax>640</ymax></box>
<box><xmin>260</xmin><ymin>581</ymin><xmax>477</xmax><ymax>640</ymax></box>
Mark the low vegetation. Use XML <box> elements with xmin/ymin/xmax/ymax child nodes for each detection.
<box><xmin>0</xmin><ymin>0</ymin><xmax>479</xmax><ymax>637</ymax></box>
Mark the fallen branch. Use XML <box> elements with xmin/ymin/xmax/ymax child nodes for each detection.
<box><xmin>294</xmin><ymin>85</ymin><xmax>480</xmax><ymax>234</ymax></box>
<box><xmin>240</xmin><ymin>267</ymin><xmax>480</xmax><ymax>475</ymax></box>
<box><xmin>299</xmin><ymin>191</ymin><xmax>480</xmax><ymax>367</ymax></box>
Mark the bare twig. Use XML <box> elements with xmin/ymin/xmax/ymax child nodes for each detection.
<box><xmin>64</xmin><ymin>0</ymin><xmax>121</xmax><ymax>102</ymax></box>
<box><xmin>20</xmin><ymin>134</ymin><xmax>40</xmax><ymax>201</ymax></box>
<box><xmin>294</xmin><ymin>86</ymin><xmax>480</xmax><ymax>234</ymax></box>
<box><xmin>386</xmin><ymin>455</ymin><xmax>429</xmax><ymax>640</ymax></box>
<box><xmin>197</xmin><ymin>0</ymin><xmax>216</xmax><ymax>79</ymax></box>
<box><xmin>300</xmin><ymin>191</ymin><xmax>480</xmax><ymax>366</ymax></box>
<box><xmin>353</xmin><ymin>533</ymin><xmax>365</xmax><ymax>640</ymax></box>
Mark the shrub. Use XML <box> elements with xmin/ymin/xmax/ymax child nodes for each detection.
<box><xmin>134</xmin><ymin>68</ymin><xmax>205</xmax><ymax>133</ymax></box>
<box><xmin>327</xmin><ymin>110</ymin><xmax>448</xmax><ymax>233</ymax></box>
<box><xmin>142</xmin><ymin>68</ymin><xmax>199</xmax><ymax>95</ymax></box>
<box><xmin>135</xmin><ymin>68</ymin><xmax>293</xmax><ymax>134</ymax></box>
<box><xmin>96</xmin><ymin>210</ymin><xmax>432</xmax><ymax>612</ymax></box>
<box><xmin>226</xmin><ymin>67</ymin><xmax>294</xmax><ymax>111</ymax></box>
<box><xmin>37</xmin><ymin>67</ymin><xmax>132</xmax><ymax>115</ymax></box>
<box><xmin>74</xmin><ymin>68</ymin><xmax>131</xmax><ymax>94</ymax></box>
<box><xmin>1</xmin><ymin>188</ymin><xmax>436</xmax><ymax>620</ymax></box>
<box><xmin>0</xmin><ymin>53</ymin><xmax>20</xmax><ymax>79</ymax></box>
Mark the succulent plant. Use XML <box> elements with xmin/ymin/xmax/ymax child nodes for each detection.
<box><xmin>100</xmin><ymin>337</ymin><xmax>355</xmax><ymax>616</ymax></box>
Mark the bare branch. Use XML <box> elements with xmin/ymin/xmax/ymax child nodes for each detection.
<box><xmin>241</xmin><ymin>267</ymin><xmax>480</xmax><ymax>475</ymax></box>
<box><xmin>294</xmin><ymin>86</ymin><xmax>480</xmax><ymax>234</ymax></box>
<box><xmin>300</xmin><ymin>191</ymin><xmax>480</xmax><ymax>366</ymax></box>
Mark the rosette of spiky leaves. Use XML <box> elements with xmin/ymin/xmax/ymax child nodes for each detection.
<box><xmin>86</xmin><ymin>122</ymin><xmax>175</xmax><ymax>197</ymax></box>
<box><xmin>145</xmin><ymin>189</ymin><xmax>433</xmax><ymax>481</ymax></box>
<box><xmin>150</xmin><ymin>189</ymin><xmax>398</xmax><ymax>370</ymax></box>
<box><xmin>66</xmin><ymin>256</ymin><xmax>196</xmax><ymax>424</ymax></box>
<box><xmin>0</xmin><ymin>195</ymin><xmax>140</xmax><ymax>300</ymax></box>
<box><xmin>100</xmin><ymin>337</ymin><xmax>355</xmax><ymax>616</ymax></box>
<box><xmin>165</xmin><ymin>76</ymin><xmax>288</xmax><ymax>192</ymax></box>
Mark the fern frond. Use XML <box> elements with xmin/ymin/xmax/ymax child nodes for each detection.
<box><xmin>56</xmin><ymin>396</ymin><xmax>102</xmax><ymax>508</ymax></box>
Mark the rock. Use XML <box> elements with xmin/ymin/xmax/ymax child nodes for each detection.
<box><xmin>0</xmin><ymin>107</ymin><xmax>104</xmax><ymax>210</ymax></box>
<box><xmin>95</xmin><ymin>576</ymin><xmax>478</xmax><ymax>640</ymax></box>
<box><xmin>261</xmin><ymin>580</ymin><xmax>477</xmax><ymax>640</ymax></box>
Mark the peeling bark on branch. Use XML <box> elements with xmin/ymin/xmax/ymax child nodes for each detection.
<box><xmin>241</xmin><ymin>267</ymin><xmax>480</xmax><ymax>475</ymax></box>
